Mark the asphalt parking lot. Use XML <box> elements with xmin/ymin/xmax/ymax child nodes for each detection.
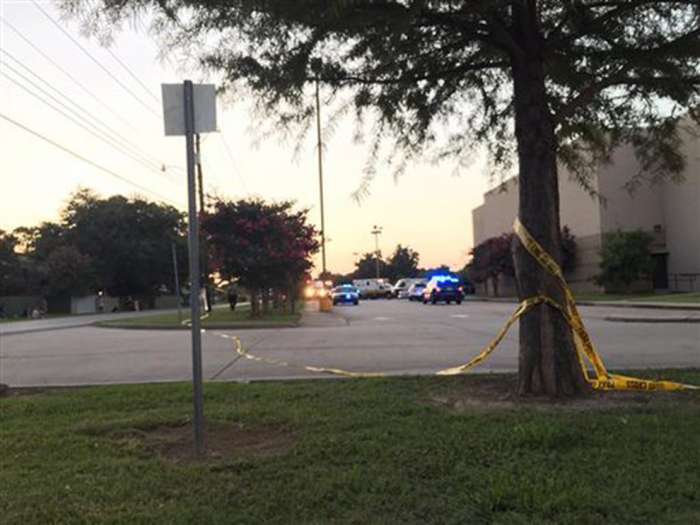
<box><xmin>1</xmin><ymin>298</ymin><xmax>698</xmax><ymax>387</ymax></box>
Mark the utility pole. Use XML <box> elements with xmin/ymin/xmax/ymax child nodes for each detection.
<box><xmin>195</xmin><ymin>134</ymin><xmax>205</xmax><ymax>212</ymax></box>
<box><xmin>195</xmin><ymin>133</ymin><xmax>211</xmax><ymax>312</ymax></box>
<box><xmin>371</xmin><ymin>225</ymin><xmax>382</xmax><ymax>279</ymax></box>
<box><xmin>315</xmin><ymin>75</ymin><xmax>327</xmax><ymax>277</ymax></box>
<box><xmin>171</xmin><ymin>241</ymin><xmax>182</xmax><ymax>324</ymax></box>
<box><xmin>184</xmin><ymin>80</ymin><xmax>205</xmax><ymax>456</ymax></box>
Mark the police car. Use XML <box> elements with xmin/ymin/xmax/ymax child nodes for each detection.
<box><xmin>331</xmin><ymin>284</ymin><xmax>360</xmax><ymax>306</ymax></box>
<box><xmin>422</xmin><ymin>275</ymin><xmax>464</xmax><ymax>305</ymax></box>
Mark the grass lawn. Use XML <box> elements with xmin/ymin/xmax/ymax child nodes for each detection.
<box><xmin>2</xmin><ymin>370</ymin><xmax>699</xmax><ymax>524</ymax></box>
<box><xmin>97</xmin><ymin>304</ymin><xmax>300</xmax><ymax>329</ymax></box>
<box><xmin>576</xmin><ymin>291</ymin><xmax>700</xmax><ymax>303</ymax></box>
<box><xmin>629</xmin><ymin>292</ymin><xmax>700</xmax><ymax>303</ymax></box>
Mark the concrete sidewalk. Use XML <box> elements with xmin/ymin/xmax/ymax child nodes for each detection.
<box><xmin>603</xmin><ymin>313</ymin><xmax>700</xmax><ymax>323</ymax></box>
<box><xmin>0</xmin><ymin>308</ymin><xmax>180</xmax><ymax>336</ymax></box>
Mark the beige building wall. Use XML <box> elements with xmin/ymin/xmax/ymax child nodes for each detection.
<box><xmin>597</xmin><ymin>144</ymin><xmax>665</xmax><ymax>235</ymax></box>
<box><xmin>661</xmin><ymin>122</ymin><xmax>700</xmax><ymax>281</ymax></box>
<box><xmin>471</xmin><ymin>169</ymin><xmax>603</xmax><ymax>292</ymax></box>
<box><xmin>472</xmin><ymin>179</ymin><xmax>518</xmax><ymax>245</ymax></box>
<box><xmin>471</xmin><ymin>118</ymin><xmax>699</xmax><ymax>294</ymax></box>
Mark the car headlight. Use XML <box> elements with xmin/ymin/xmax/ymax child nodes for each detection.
<box><xmin>304</xmin><ymin>287</ymin><xmax>315</xmax><ymax>298</ymax></box>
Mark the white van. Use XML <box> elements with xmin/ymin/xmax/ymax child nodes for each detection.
<box><xmin>352</xmin><ymin>278</ymin><xmax>393</xmax><ymax>299</ymax></box>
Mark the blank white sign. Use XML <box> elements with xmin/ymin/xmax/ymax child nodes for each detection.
<box><xmin>161</xmin><ymin>83</ymin><xmax>217</xmax><ymax>136</ymax></box>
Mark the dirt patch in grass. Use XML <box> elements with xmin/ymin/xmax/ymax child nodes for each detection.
<box><xmin>108</xmin><ymin>421</ymin><xmax>297</xmax><ymax>463</ymax></box>
<box><xmin>424</xmin><ymin>374</ymin><xmax>699</xmax><ymax>412</ymax></box>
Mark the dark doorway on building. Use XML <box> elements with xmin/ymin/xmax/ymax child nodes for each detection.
<box><xmin>652</xmin><ymin>253</ymin><xmax>669</xmax><ymax>290</ymax></box>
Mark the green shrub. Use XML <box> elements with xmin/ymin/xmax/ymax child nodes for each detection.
<box><xmin>597</xmin><ymin>230</ymin><xmax>654</xmax><ymax>291</ymax></box>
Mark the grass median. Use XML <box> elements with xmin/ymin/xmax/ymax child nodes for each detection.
<box><xmin>96</xmin><ymin>304</ymin><xmax>300</xmax><ymax>329</ymax></box>
<box><xmin>2</xmin><ymin>370</ymin><xmax>699</xmax><ymax>524</ymax></box>
<box><xmin>576</xmin><ymin>291</ymin><xmax>700</xmax><ymax>304</ymax></box>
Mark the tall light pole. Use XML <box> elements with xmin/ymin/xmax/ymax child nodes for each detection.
<box><xmin>315</xmin><ymin>74</ymin><xmax>327</xmax><ymax>277</ymax></box>
<box><xmin>371</xmin><ymin>225</ymin><xmax>382</xmax><ymax>279</ymax></box>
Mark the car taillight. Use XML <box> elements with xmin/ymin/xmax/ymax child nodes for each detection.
<box><xmin>458</xmin><ymin>286</ymin><xmax>464</xmax><ymax>292</ymax></box>
<box><xmin>435</xmin><ymin>287</ymin><xmax>441</xmax><ymax>292</ymax></box>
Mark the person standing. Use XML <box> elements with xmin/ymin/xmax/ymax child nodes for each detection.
<box><xmin>227</xmin><ymin>283</ymin><xmax>239</xmax><ymax>311</ymax></box>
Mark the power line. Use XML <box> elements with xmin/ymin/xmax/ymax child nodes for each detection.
<box><xmin>0</xmin><ymin>48</ymin><xmax>164</xmax><ymax>172</ymax></box>
<box><xmin>0</xmin><ymin>16</ymin><xmax>137</xmax><ymax>131</ymax></box>
<box><xmin>0</xmin><ymin>64</ymin><xmax>169</xmax><ymax>177</ymax></box>
<box><xmin>0</xmin><ymin>112</ymin><xmax>181</xmax><ymax>206</ymax></box>
<box><xmin>30</xmin><ymin>0</ymin><xmax>161</xmax><ymax>118</ymax></box>
<box><xmin>218</xmin><ymin>132</ymin><xmax>250</xmax><ymax>196</ymax></box>
<box><xmin>105</xmin><ymin>47</ymin><xmax>161</xmax><ymax>104</ymax></box>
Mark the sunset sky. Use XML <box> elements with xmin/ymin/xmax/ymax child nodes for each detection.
<box><xmin>1</xmin><ymin>1</ymin><xmax>495</xmax><ymax>275</ymax></box>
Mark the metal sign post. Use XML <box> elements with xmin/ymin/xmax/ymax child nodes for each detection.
<box><xmin>171</xmin><ymin>241</ymin><xmax>183</xmax><ymax>324</ymax></box>
<box><xmin>184</xmin><ymin>80</ymin><xmax>205</xmax><ymax>456</ymax></box>
<box><xmin>162</xmin><ymin>81</ymin><xmax>216</xmax><ymax>456</ymax></box>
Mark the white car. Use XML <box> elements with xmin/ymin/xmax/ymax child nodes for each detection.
<box><xmin>407</xmin><ymin>282</ymin><xmax>427</xmax><ymax>301</ymax></box>
<box><xmin>393</xmin><ymin>278</ymin><xmax>426</xmax><ymax>299</ymax></box>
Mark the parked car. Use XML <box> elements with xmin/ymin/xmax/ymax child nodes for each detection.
<box><xmin>422</xmin><ymin>275</ymin><xmax>463</xmax><ymax>304</ymax></box>
<box><xmin>392</xmin><ymin>278</ymin><xmax>426</xmax><ymax>298</ymax></box>
<box><xmin>352</xmin><ymin>279</ymin><xmax>393</xmax><ymax>299</ymax></box>
<box><xmin>407</xmin><ymin>282</ymin><xmax>427</xmax><ymax>301</ymax></box>
<box><xmin>331</xmin><ymin>285</ymin><xmax>360</xmax><ymax>306</ymax></box>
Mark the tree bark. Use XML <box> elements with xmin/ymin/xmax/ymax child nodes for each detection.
<box><xmin>250</xmin><ymin>288</ymin><xmax>260</xmax><ymax>318</ymax></box>
<box><xmin>511</xmin><ymin>4</ymin><xmax>588</xmax><ymax>397</ymax></box>
<box><xmin>261</xmin><ymin>289</ymin><xmax>270</xmax><ymax>315</ymax></box>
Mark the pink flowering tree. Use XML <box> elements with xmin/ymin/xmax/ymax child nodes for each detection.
<box><xmin>201</xmin><ymin>199</ymin><xmax>319</xmax><ymax>317</ymax></box>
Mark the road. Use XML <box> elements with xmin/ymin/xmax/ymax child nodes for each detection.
<box><xmin>1</xmin><ymin>299</ymin><xmax>698</xmax><ymax>387</ymax></box>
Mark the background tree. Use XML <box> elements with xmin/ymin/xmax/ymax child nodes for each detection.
<box><xmin>468</xmin><ymin>234</ymin><xmax>515</xmax><ymax>297</ymax></box>
<box><xmin>469</xmin><ymin>228</ymin><xmax>576</xmax><ymax>295</ymax></box>
<box><xmin>0</xmin><ymin>230</ymin><xmax>26</xmax><ymax>296</ymax></box>
<box><xmin>60</xmin><ymin>189</ymin><xmax>186</xmax><ymax>303</ymax></box>
<box><xmin>69</xmin><ymin>1</ymin><xmax>700</xmax><ymax>396</ymax></box>
<box><xmin>385</xmin><ymin>245</ymin><xmax>420</xmax><ymax>282</ymax></box>
<box><xmin>44</xmin><ymin>246</ymin><xmax>96</xmax><ymax>298</ymax></box>
<box><xmin>596</xmin><ymin>230</ymin><xmax>654</xmax><ymax>292</ymax></box>
<box><xmin>352</xmin><ymin>252</ymin><xmax>387</xmax><ymax>280</ymax></box>
<box><xmin>419</xmin><ymin>265</ymin><xmax>453</xmax><ymax>278</ymax></box>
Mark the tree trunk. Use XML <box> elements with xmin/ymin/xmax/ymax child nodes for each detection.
<box><xmin>511</xmin><ymin>4</ymin><xmax>588</xmax><ymax>397</ymax></box>
<box><xmin>261</xmin><ymin>289</ymin><xmax>269</xmax><ymax>316</ymax></box>
<box><xmin>250</xmin><ymin>288</ymin><xmax>260</xmax><ymax>318</ymax></box>
<box><xmin>289</xmin><ymin>283</ymin><xmax>297</xmax><ymax>314</ymax></box>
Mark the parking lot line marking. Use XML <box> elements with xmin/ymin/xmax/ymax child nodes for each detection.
<box><xmin>451</xmin><ymin>314</ymin><xmax>469</xmax><ymax>319</ymax></box>
<box><xmin>374</xmin><ymin>317</ymin><xmax>390</xmax><ymax>321</ymax></box>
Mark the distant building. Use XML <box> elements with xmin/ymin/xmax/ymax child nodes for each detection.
<box><xmin>472</xmin><ymin>119</ymin><xmax>700</xmax><ymax>295</ymax></box>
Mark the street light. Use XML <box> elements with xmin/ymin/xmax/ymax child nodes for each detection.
<box><xmin>371</xmin><ymin>225</ymin><xmax>382</xmax><ymax>279</ymax></box>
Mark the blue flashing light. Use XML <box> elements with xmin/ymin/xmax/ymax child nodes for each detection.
<box><xmin>430</xmin><ymin>273</ymin><xmax>460</xmax><ymax>283</ymax></box>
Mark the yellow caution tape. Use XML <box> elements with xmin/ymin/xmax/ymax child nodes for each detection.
<box><xmin>221</xmin><ymin>333</ymin><xmax>387</xmax><ymax>378</ymax></box>
<box><xmin>206</xmin><ymin>219</ymin><xmax>698</xmax><ymax>392</ymax></box>
<box><xmin>508</xmin><ymin>218</ymin><xmax>696</xmax><ymax>391</ymax></box>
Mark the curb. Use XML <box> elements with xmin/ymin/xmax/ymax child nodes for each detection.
<box><xmin>95</xmin><ymin>321</ymin><xmax>300</xmax><ymax>331</ymax></box>
<box><xmin>467</xmin><ymin>297</ymin><xmax>700</xmax><ymax>312</ymax></box>
<box><xmin>604</xmin><ymin>315</ymin><xmax>700</xmax><ymax>323</ymax></box>
<box><xmin>578</xmin><ymin>301</ymin><xmax>700</xmax><ymax>312</ymax></box>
